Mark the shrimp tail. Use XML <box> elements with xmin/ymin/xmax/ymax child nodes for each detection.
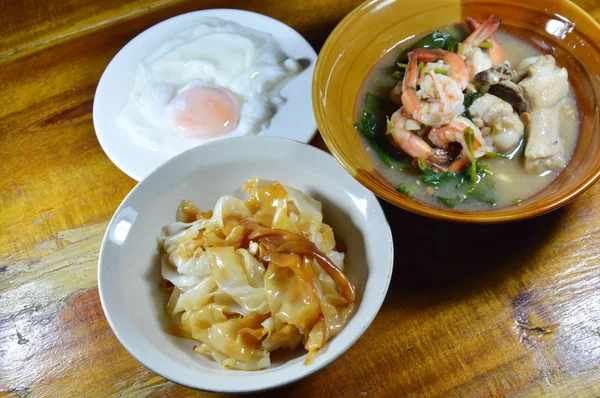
<box><xmin>447</xmin><ymin>154</ymin><xmax>471</xmax><ymax>172</ymax></box>
<box><xmin>401</xmin><ymin>50</ymin><xmax>421</xmax><ymax>113</ymax></box>
<box><xmin>465</xmin><ymin>14</ymin><xmax>501</xmax><ymax>46</ymax></box>
<box><xmin>465</xmin><ymin>15</ymin><xmax>504</xmax><ymax>65</ymax></box>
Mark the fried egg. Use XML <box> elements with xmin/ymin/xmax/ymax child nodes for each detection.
<box><xmin>118</xmin><ymin>17</ymin><xmax>300</xmax><ymax>152</ymax></box>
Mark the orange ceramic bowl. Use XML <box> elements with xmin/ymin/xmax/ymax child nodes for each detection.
<box><xmin>313</xmin><ymin>0</ymin><xmax>600</xmax><ymax>223</ymax></box>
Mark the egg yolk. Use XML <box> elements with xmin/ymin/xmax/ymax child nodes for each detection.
<box><xmin>167</xmin><ymin>86</ymin><xmax>240</xmax><ymax>138</ymax></box>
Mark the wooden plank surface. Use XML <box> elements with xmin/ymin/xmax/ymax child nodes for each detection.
<box><xmin>1</xmin><ymin>0</ymin><xmax>600</xmax><ymax>396</ymax></box>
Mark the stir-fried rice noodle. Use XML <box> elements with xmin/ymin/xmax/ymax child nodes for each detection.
<box><xmin>158</xmin><ymin>179</ymin><xmax>356</xmax><ymax>370</ymax></box>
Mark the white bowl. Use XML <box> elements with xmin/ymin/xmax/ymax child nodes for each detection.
<box><xmin>98</xmin><ymin>136</ymin><xmax>393</xmax><ymax>392</ymax></box>
<box><xmin>93</xmin><ymin>9</ymin><xmax>318</xmax><ymax>181</ymax></box>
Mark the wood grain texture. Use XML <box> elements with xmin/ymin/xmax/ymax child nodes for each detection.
<box><xmin>1</xmin><ymin>0</ymin><xmax>599</xmax><ymax>397</ymax></box>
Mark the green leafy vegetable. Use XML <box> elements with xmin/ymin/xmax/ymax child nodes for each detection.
<box><xmin>466</xmin><ymin>177</ymin><xmax>496</xmax><ymax>204</ymax></box>
<box><xmin>416</xmin><ymin>157</ymin><xmax>497</xmax><ymax>207</ymax></box>
<box><xmin>437</xmin><ymin>196</ymin><xmax>457</xmax><ymax>208</ymax></box>
<box><xmin>463</xmin><ymin>91</ymin><xmax>485</xmax><ymax>109</ymax></box>
<box><xmin>396</xmin><ymin>30</ymin><xmax>462</xmax><ymax>63</ymax></box>
<box><xmin>445</xmin><ymin>35</ymin><xmax>460</xmax><ymax>52</ymax></box>
<box><xmin>355</xmin><ymin>110</ymin><xmax>393</xmax><ymax>167</ymax></box>
<box><xmin>479</xmin><ymin>41</ymin><xmax>493</xmax><ymax>49</ymax></box>
<box><xmin>462</xmin><ymin>91</ymin><xmax>485</xmax><ymax>120</ymax></box>
<box><xmin>417</xmin><ymin>157</ymin><xmax>461</xmax><ymax>186</ymax></box>
<box><xmin>396</xmin><ymin>184</ymin><xmax>414</xmax><ymax>198</ymax></box>
<box><xmin>392</xmin><ymin>30</ymin><xmax>461</xmax><ymax>80</ymax></box>
<box><xmin>355</xmin><ymin>93</ymin><xmax>413</xmax><ymax>168</ymax></box>
<box><xmin>433</xmin><ymin>67</ymin><xmax>449</xmax><ymax>75</ymax></box>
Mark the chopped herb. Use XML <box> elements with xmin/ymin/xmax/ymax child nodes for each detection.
<box><xmin>457</xmin><ymin>42</ymin><xmax>464</xmax><ymax>54</ymax></box>
<box><xmin>396</xmin><ymin>62</ymin><xmax>408</xmax><ymax>69</ymax></box>
<box><xmin>391</xmin><ymin>71</ymin><xmax>403</xmax><ymax>80</ymax></box>
<box><xmin>513</xmin><ymin>197</ymin><xmax>522</xmax><ymax>204</ymax></box>
<box><xmin>386</xmin><ymin>118</ymin><xmax>393</xmax><ymax>135</ymax></box>
<box><xmin>484</xmin><ymin>151</ymin><xmax>510</xmax><ymax>159</ymax></box>
<box><xmin>479</xmin><ymin>41</ymin><xmax>494</xmax><ymax>49</ymax></box>
<box><xmin>463</xmin><ymin>127</ymin><xmax>477</xmax><ymax>182</ymax></box>
<box><xmin>433</xmin><ymin>67</ymin><xmax>449</xmax><ymax>75</ymax></box>
<box><xmin>396</xmin><ymin>184</ymin><xmax>414</xmax><ymax>198</ymax></box>
<box><xmin>418</xmin><ymin>62</ymin><xmax>424</xmax><ymax>72</ymax></box>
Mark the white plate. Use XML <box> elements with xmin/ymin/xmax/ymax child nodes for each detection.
<box><xmin>93</xmin><ymin>9</ymin><xmax>318</xmax><ymax>181</ymax></box>
<box><xmin>98</xmin><ymin>136</ymin><xmax>393</xmax><ymax>392</ymax></box>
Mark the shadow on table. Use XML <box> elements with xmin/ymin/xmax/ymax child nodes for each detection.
<box><xmin>380</xmin><ymin>199</ymin><xmax>564</xmax><ymax>307</ymax></box>
<box><xmin>229</xmin><ymin>203</ymin><xmax>565</xmax><ymax>398</ymax></box>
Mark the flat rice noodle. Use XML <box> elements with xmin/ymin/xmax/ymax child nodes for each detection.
<box><xmin>310</xmin><ymin>223</ymin><xmax>336</xmax><ymax>254</ymax></box>
<box><xmin>194</xmin><ymin>313</ymin><xmax>270</xmax><ymax>362</ymax></box>
<box><xmin>283</xmin><ymin>185</ymin><xmax>323</xmax><ymax>234</ymax></box>
<box><xmin>161</xmin><ymin>253</ymin><xmax>205</xmax><ymax>288</ymax></box>
<box><xmin>207</xmin><ymin>246</ymin><xmax>269</xmax><ymax>315</ymax></box>
<box><xmin>176</xmin><ymin>199</ymin><xmax>199</xmax><ymax>223</ymax></box>
<box><xmin>176</xmin><ymin>275</ymin><xmax>218</xmax><ymax>313</ymax></box>
<box><xmin>263</xmin><ymin>265</ymin><xmax>321</xmax><ymax>332</ymax></box>
<box><xmin>161</xmin><ymin>180</ymin><xmax>356</xmax><ymax>370</ymax></box>
<box><xmin>199</xmin><ymin>344</ymin><xmax>271</xmax><ymax>370</ymax></box>
<box><xmin>208</xmin><ymin>196</ymin><xmax>251</xmax><ymax>229</ymax></box>
<box><xmin>236</xmin><ymin>249</ymin><xmax>266</xmax><ymax>288</ymax></box>
<box><xmin>304</xmin><ymin>295</ymin><xmax>354</xmax><ymax>365</ymax></box>
<box><xmin>187</xmin><ymin>307</ymin><xmax>271</xmax><ymax>369</ymax></box>
<box><xmin>169</xmin><ymin>248</ymin><xmax>211</xmax><ymax>278</ymax></box>
<box><xmin>248</xmin><ymin>229</ymin><xmax>355</xmax><ymax>303</ymax></box>
<box><xmin>261</xmin><ymin>317</ymin><xmax>303</xmax><ymax>351</ymax></box>
<box><xmin>166</xmin><ymin>286</ymin><xmax>183</xmax><ymax>315</ymax></box>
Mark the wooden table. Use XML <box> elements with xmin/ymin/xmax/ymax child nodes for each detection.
<box><xmin>1</xmin><ymin>1</ymin><xmax>600</xmax><ymax>396</ymax></box>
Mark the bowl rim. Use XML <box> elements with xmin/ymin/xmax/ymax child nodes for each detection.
<box><xmin>312</xmin><ymin>0</ymin><xmax>600</xmax><ymax>224</ymax></box>
<box><xmin>97</xmin><ymin>135</ymin><xmax>394</xmax><ymax>392</ymax></box>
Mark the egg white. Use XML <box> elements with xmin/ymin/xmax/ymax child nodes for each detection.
<box><xmin>118</xmin><ymin>17</ymin><xmax>300</xmax><ymax>154</ymax></box>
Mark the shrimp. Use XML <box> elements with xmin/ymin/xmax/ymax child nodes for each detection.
<box><xmin>465</xmin><ymin>16</ymin><xmax>505</xmax><ymax>66</ymax></box>
<box><xmin>418</xmin><ymin>49</ymin><xmax>470</xmax><ymax>90</ymax></box>
<box><xmin>389</xmin><ymin>107</ymin><xmax>449</xmax><ymax>168</ymax></box>
<box><xmin>459</xmin><ymin>14</ymin><xmax>502</xmax><ymax>76</ymax></box>
<box><xmin>428</xmin><ymin>116</ymin><xmax>486</xmax><ymax>170</ymax></box>
<box><xmin>401</xmin><ymin>49</ymin><xmax>465</xmax><ymax>126</ymax></box>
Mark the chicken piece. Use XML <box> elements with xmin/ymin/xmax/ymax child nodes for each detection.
<box><xmin>524</xmin><ymin>108</ymin><xmax>566</xmax><ymax>172</ymax></box>
<box><xmin>469</xmin><ymin>93</ymin><xmax>524</xmax><ymax>153</ymax></box>
<box><xmin>517</xmin><ymin>55</ymin><xmax>569</xmax><ymax>172</ymax></box>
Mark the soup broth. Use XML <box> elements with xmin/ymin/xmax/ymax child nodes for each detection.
<box><xmin>356</xmin><ymin>26</ymin><xmax>580</xmax><ymax>211</ymax></box>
